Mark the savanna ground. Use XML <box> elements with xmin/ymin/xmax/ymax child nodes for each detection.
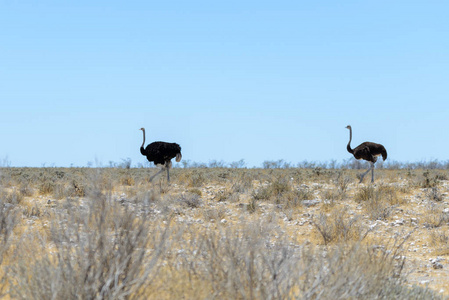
<box><xmin>1</xmin><ymin>166</ymin><xmax>449</xmax><ymax>299</ymax></box>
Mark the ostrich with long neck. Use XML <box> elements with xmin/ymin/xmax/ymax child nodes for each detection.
<box><xmin>139</xmin><ymin>127</ymin><xmax>182</xmax><ymax>182</ymax></box>
<box><xmin>346</xmin><ymin>125</ymin><xmax>387</xmax><ymax>183</ymax></box>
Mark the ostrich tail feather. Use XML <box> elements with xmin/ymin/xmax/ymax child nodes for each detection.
<box><xmin>176</xmin><ymin>153</ymin><xmax>182</xmax><ymax>162</ymax></box>
<box><xmin>382</xmin><ymin>148</ymin><xmax>387</xmax><ymax>161</ymax></box>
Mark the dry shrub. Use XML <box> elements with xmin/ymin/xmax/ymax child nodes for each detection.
<box><xmin>189</xmin><ymin>189</ymin><xmax>202</xmax><ymax>196</ymax></box>
<box><xmin>18</xmin><ymin>184</ymin><xmax>33</xmax><ymax>197</ymax></box>
<box><xmin>251</xmin><ymin>177</ymin><xmax>291</xmax><ymax>202</ymax></box>
<box><xmin>22</xmin><ymin>204</ymin><xmax>44</xmax><ymax>219</ymax></box>
<box><xmin>99</xmin><ymin>171</ymin><xmax>115</xmax><ymax>191</ymax></box>
<box><xmin>69</xmin><ymin>179</ymin><xmax>86</xmax><ymax>197</ymax></box>
<box><xmin>418</xmin><ymin>170</ymin><xmax>443</xmax><ymax>188</ymax></box>
<box><xmin>120</xmin><ymin>176</ymin><xmax>135</xmax><ymax>186</ymax></box>
<box><xmin>0</xmin><ymin>198</ymin><xmax>19</xmax><ymax>263</ymax></box>
<box><xmin>7</xmin><ymin>193</ymin><xmax>172</xmax><ymax>300</ymax></box>
<box><xmin>174</xmin><ymin>220</ymin><xmax>297</xmax><ymax>299</ymax></box>
<box><xmin>133</xmin><ymin>189</ymin><xmax>161</xmax><ymax>209</ymax></box>
<box><xmin>165</xmin><ymin>220</ymin><xmax>435</xmax><ymax>300</ymax></box>
<box><xmin>214</xmin><ymin>189</ymin><xmax>232</xmax><ymax>202</ymax></box>
<box><xmin>246</xmin><ymin>197</ymin><xmax>258</xmax><ymax>214</ymax></box>
<box><xmin>203</xmin><ymin>206</ymin><xmax>227</xmax><ymax>221</ymax></box>
<box><xmin>277</xmin><ymin>187</ymin><xmax>314</xmax><ymax>209</ymax></box>
<box><xmin>178</xmin><ymin>193</ymin><xmax>203</xmax><ymax>209</ymax></box>
<box><xmin>270</xmin><ymin>177</ymin><xmax>291</xmax><ymax>195</ymax></box>
<box><xmin>379</xmin><ymin>185</ymin><xmax>404</xmax><ymax>206</ymax></box>
<box><xmin>321</xmin><ymin>188</ymin><xmax>340</xmax><ymax>202</ymax></box>
<box><xmin>294</xmin><ymin>186</ymin><xmax>314</xmax><ymax>200</ymax></box>
<box><xmin>426</xmin><ymin>187</ymin><xmax>443</xmax><ymax>202</ymax></box>
<box><xmin>38</xmin><ymin>181</ymin><xmax>55</xmax><ymax>195</ymax></box>
<box><xmin>355</xmin><ymin>185</ymin><xmax>375</xmax><ymax>202</ymax></box>
<box><xmin>251</xmin><ymin>186</ymin><xmax>271</xmax><ymax>201</ymax></box>
<box><xmin>429</xmin><ymin>229</ymin><xmax>449</xmax><ymax>254</ymax></box>
<box><xmin>178</xmin><ymin>170</ymin><xmax>205</xmax><ymax>187</ymax></box>
<box><xmin>320</xmin><ymin>185</ymin><xmax>348</xmax><ymax>211</ymax></box>
<box><xmin>311</xmin><ymin>208</ymin><xmax>369</xmax><ymax>245</ymax></box>
<box><xmin>328</xmin><ymin>171</ymin><xmax>352</xmax><ymax>201</ymax></box>
<box><xmin>423</xmin><ymin>203</ymin><xmax>449</xmax><ymax>228</ymax></box>
<box><xmin>355</xmin><ymin>185</ymin><xmax>399</xmax><ymax>221</ymax></box>
<box><xmin>0</xmin><ymin>190</ymin><xmax>24</xmax><ymax>206</ymax></box>
<box><xmin>294</xmin><ymin>241</ymin><xmax>435</xmax><ymax>300</ymax></box>
<box><xmin>52</xmin><ymin>183</ymin><xmax>66</xmax><ymax>199</ymax></box>
<box><xmin>253</xmin><ymin>179</ymin><xmax>317</xmax><ymax>210</ymax></box>
<box><xmin>230</xmin><ymin>174</ymin><xmax>253</xmax><ymax>194</ymax></box>
<box><xmin>0</xmin><ymin>195</ymin><xmax>19</xmax><ymax>297</ymax></box>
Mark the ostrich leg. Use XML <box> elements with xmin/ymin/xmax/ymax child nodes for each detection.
<box><xmin>149</xmin><ymin>168</ymin><xmax>165</xmax><ymax>182</ymax></box>
<box><xmin>359</xmin><ymin>163</ymin><xmax>374</xmax><ymax>183</ymax></box>
<box><xmin>166</xmin><ymin>161</ymin><xmax>172</xmax><ymax>182</ymax></box>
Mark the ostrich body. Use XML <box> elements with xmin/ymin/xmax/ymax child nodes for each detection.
<box><xmin>346</xmin><ymin>125</ymin><xmax>387</xmax><ymax>183</ymax></box>
<box><xmin>139</xmin><ymin>128</ymin><xmax>182</xmax><ymax>182</ymax></box>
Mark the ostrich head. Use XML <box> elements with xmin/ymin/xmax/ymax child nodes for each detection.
<box><xmin>139</xmin><ymin>127</ymin><xmax>145</xmax><ymax>131</ymax></box>
<box><xmin>345</xmin><ymin>125</ymin><xmax>351</xmax><ymax>130</ymax></box>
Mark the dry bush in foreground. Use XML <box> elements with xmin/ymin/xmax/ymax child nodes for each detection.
<box><xmin>165</xmin><ymin>219</ymin><xmax>437</xmax><ymax>299</ymax></box>
<box><xmin>0</xmin><ymin>198</ymin><xmax>19</xmax><ymax>266</ymax></box>
<box><xmin>7</xmin><ymin>193</ymin><xmax>173</xmax><ymax>300</ymax></box>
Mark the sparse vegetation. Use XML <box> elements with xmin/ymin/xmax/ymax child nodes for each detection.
<box><xmin>354</xmin><ymin>184</ymin><xmax>400</xmax><ymax>221</ymax></box>
<box><xmin>423</xmin><ymin>203</ymin><xmax>449</xmax><ymax>228</ymax></box>
<box><xmin>0</xmin><ymin>167</ymin><xmax>448</xmax><ymax>299</ymax></box>
<box><xmin>311</xmin><ymin>208</ymin><xmax>368</xmax><ymax>245</ymax></box>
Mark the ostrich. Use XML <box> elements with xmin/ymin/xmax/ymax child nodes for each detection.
<box><xmin>346</xmin><ymin>125</ymin><xmax>387</xmax><ymax>183</ymax></box>
<box><xmin>139</xmin><ymin>127</ymin><xmax>182</xmax><ymax>182</ymax></box>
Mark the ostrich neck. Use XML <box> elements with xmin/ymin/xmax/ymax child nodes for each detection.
<box><xmin>347</xmin><ymin>128</ymin><xmax>354</xmax><ymax>153</ymax></box>
<box><xmin>141</xmin><ymin>129</ymin><xmax>146</xmax><ymax>148</ymax></box>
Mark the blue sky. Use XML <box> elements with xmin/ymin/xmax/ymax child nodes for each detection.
<box><xmin>1</xmin><ymin>1</ymin><xmax>448</xmax><ymax>167</ymax></box>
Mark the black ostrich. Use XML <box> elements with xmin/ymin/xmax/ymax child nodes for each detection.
<box><xmin>346</xmin><ymin>125</ymin><xmax>387</xmax><ymax>183</ymax></box>
<box><xmin>139</xmin><ymin>127</ymin><xmax>182</xmax><ymax>182</ymax></box>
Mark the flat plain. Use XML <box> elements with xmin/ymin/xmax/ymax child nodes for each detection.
<box><xmin>1</xmin><ymin>167</ymin><xmax>449</xmax><ymax>299</ymax></box>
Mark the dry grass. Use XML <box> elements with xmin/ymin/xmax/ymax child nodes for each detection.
<box><xmin>0</xmin><ymin>167</ymin><xmax>448</xmax><ymax>299</ymax></box>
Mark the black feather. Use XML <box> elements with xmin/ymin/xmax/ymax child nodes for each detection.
<box><xmin>141</xmin><ymin>142</ymin><xmax>182</xmax><ymax>166</ymax></box>
<box><xmin>351</xmin><ymin>142</ymin><xmax>387</xmax><ymax>163</ymax></box>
